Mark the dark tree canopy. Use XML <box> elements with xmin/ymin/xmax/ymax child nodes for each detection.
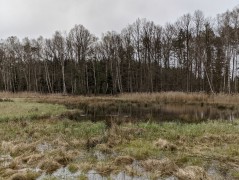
<box><xmin>1</xmin><ymin>8</ymin><xmax>239</xmax><ymax>94</ymax></box>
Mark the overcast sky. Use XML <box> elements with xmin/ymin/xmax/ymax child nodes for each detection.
<box><xmin>0</xmin><ymin>0</ymin><xmax>238</xmax><ymax>39</ymax></box>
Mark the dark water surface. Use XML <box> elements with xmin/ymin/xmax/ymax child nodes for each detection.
<box><xmin>70</xmin><ymin>103</ymin><xmax>238</xmax><ymax>122</ymax></box>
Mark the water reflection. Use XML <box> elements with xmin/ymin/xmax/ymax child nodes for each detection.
<box><xmin>70</xmin><ymin>104</ymin><xmax>238</xmax><ymax>122</ymax></box>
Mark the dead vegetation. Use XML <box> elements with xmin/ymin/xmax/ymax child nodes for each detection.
<box><xmin>114</xmin><ymin>156</ymin><xmax>134</xmax><ymax>165</ymax></box>
<box><xmin>0</xmin><ymin>168</ymin><xmax>41</xmax><ymax>180</ymax></box>
<box><xmin>0</xmin><ymin>168</ymin><xmax>18</xmax><ymax>177</ymax></box>
<box><xmin>22</xmin><ymin>154</ymin><xmax>44</xmax><ymax>165</ymax></box>
<box><xmin>175</xmin><ymin>166</ymin><xmax>211</xmax><ymax>180</ymax></box>
<box><xmin>2</xmin><ymin>91</ymin><xmax>239</xmax><ymax>107</ymax></box>
<box><xmin>10</xmin><ymin>170</ymin><xmax>41</xmax><ymax>180</ymax></box>
<box><xmin>95</xmin><ymin>162</ymin><xmax>117</xmax><ymax>176</ymax></box>
<box><xmin>198</xmin><ymin>134</ymin><xmax>239</xmax><ymax>144</ymax></box>
<box><xmin>153</xmin><ymin>138</ymin><xmax>177</xmax><ymax>151</ymax></box>
<box><xmin>141</xmin><ymin>158</ymin><xmax>178</xmax><ymax>176</ymax></box>
<box><xmin>96</xmin><ymin>144</ymin><xmax>112</xmax><ymax>154</ymax></box>
<box><xmin>3</xmin><ymin>91</ymin><xmax>239</xmax><ymax>109</ymax></box>
<box><xmin>78</xmin><ymin>162</ymin><xmax>93</xmax><ymax>172</ymax></box>
<box><xmin>39</xmin><ymin>160</ymin><xmax>61</xmax><ymax>174</ymax></box>
<box><xmin>10</xmin><ymin>143</ymin><xmax>36</xmax><ymax>157</ymax></box>
<box><xmin>1</xmin><ymin>141</ymin><xmax>15</xmax><ymax>153</ymax></box>
<box><xmin>86</xmin><ymin>136</ymin><xmax>105</xmax><ymax>149</ymax></box>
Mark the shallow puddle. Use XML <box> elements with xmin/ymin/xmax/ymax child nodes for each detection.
<box><xmin>37</xmin><ymin>168</ymin><xmax>151</xmax><ymax>180</ymax></box>
<box><xmin>37</xmin><ymin>167</ymin><xmax>81</xmax><ymax>180</ymax></box>
<box><xmin>207</xmin><ymin>161</ymin><xmax>235</xmax><ymax>180</ymax></box>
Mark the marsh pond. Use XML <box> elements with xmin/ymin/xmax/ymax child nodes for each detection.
<box><xmin>68</xmin><ymin>103</ymin><xmax>237</xmax><ymax>123</ymax></box>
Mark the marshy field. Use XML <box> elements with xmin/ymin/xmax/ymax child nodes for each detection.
<box><xmin>0</xmin><ymin>92</ymin><xmax>239</xmax><ymax>180</ymax></box>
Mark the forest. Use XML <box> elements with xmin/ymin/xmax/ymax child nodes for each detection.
<box><xmin>0</xmin><ymin>8</ymin><xmax>239</xmax><ymax>94</ymax></box>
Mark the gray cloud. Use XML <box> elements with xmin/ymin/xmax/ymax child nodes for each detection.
<box><xmin>0</xmin><ymin>0</ymin><xmax>238</xmax><ymax>39</ymax></box>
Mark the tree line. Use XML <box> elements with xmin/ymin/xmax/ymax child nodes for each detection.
<box><xmin>1</xmin><ymin>8</ymin><xmax>239</xmax><ymax>94</ymax></box>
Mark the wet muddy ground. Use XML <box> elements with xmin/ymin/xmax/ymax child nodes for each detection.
<box><xmin>0</xmin><ymin>95</ymin><xmax>239</xmax><ymax>179</ymax></box>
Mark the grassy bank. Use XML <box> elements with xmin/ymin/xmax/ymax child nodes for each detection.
<box><xmin>0</xmin><ymin>98</ymin><xmax>67</xmax><ymax>121</ymax></box>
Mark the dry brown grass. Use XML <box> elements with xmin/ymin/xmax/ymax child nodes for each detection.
<box><xmin>0</xmin><ymin>92</ymin><xmax>41</xmax><ymax>99</ymax></box>
<box><xmin>10</xmin><ymin>171</ymin><xmax>41</xmax><ymax>180</ymax></box>
<box><xmin>33</xmin><ymin>91</ymin><xmax>207</xmax><ymax>105</ymax></box>
<box><xmin>45</xmin><ymin>149</ymin><xmax>78</xmax><ymax>166</ymax></box>
<box><xmin>70</xmin><ymin>139</ymin><xmax>83</xmax><ymax>147</ymax></box>
<box><xmin>119</xmin><ymin>92</ymin><xmax>208</xmax><ymax>104</ymax></box>
<box><xmin>10</xmin><ymin>143</ymin><xmax>37</xmax><ymax>157</ymax></box>
<box><xmin>22</xmin><ymin>154</ymin><xmax>44</xmax><ymax>165</ymax></box>
<box><xmin>153</xmin><ymin>138</ymin><xmax>177</xmax><ymax>151</ymax></box>
<box><xmin>114</xmin><ymin>156</ymin><xmax>134</xmax><ymax>165</ymax></box>
<box><xmin>120</xmin><ymin>92</ymin><xmax>239</xmax><ymax>107</ymax></box>
<box><xmin>78</xmin><ymin>162</ymin><xmax>93</xmax><ymax>172</ymax></box>
<box><xmin>0</xmin><ymin>91</ymin><xmax>66</xmax><ymax>99</ymax></box>
<box><xmin>198</xmin><ymin>134</ymin><xmax>239</xmax><ymax>144</ymax></box>
<box><xmin>96</xmin><ymin>144</ymin><xmax>112</xmax><ymax>154</ymax></box>
<box><xmin>0</xmin><ymin>168</ymin><xmax>41</xmax><ymax>180</ymax></box>
<box><xmin>1</xmin><ymin>91</ymin><xmax>239</xmax><ymax>109</ymax></box>
<box><xmin>141</xmin><ymin>158</ymin><xmax>178</xmax><ymax>176</ymax></box>
<box><xmin>0</xmin><ymin>168</ymin><xmax>18</xmax><ymax>177</ymax></box>
<box><xmin>175</xmin><ymin>166</ymin><xmax>211</xmax><ymax>180</ymax></box>
<box><xmin>52</xmin><ymin>138</ymin><xmax>69</xmax><ymax>148</ymax></box>
<box><xmin>95</xmin><ymin>162</ymin><xmax>117</xmax><ymax>176</ymax></box>
<box><xmin>1</xmin><ymin>141</ymin><xmax>15</xmax><ymax>153</ymax></box>
<box><xmin>86</xmin><ymin>136</ymin><xmax>104</xmax><ymax>149</ymax></box>
<box><xmin>39</xmin><ymin>160</ymin><xmax>61</xmax><ymax>174</ymax></box>
<box><xmin>7</xmin><ymin>159</ymin><xmax>22</xmax><ymax>170</ymax></box>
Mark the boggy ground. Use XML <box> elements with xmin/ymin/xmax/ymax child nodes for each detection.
<box><xmin>0</xmin><ymin>93</ymin><xmax>238</xmax><ymax>179</ymax></box>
